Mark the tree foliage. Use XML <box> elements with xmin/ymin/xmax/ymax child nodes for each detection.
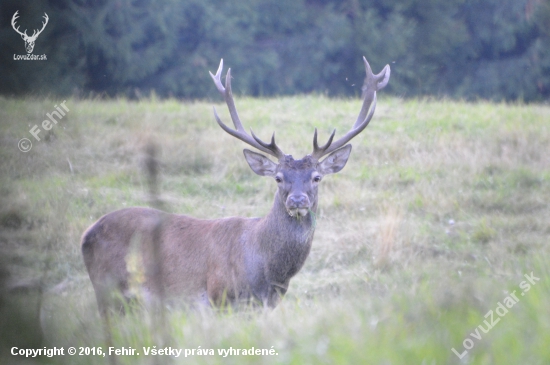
<box><xmin>1</xmin><ymin>0</ymin><xmax>549</xmax><ymax>101</ymax></box>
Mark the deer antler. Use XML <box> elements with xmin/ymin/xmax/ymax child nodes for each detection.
<box><xmin>210</xmin><ymin>59</ymin><xmax>285</xmax><ymax>160</ymax></box>
<box><xmin>11</xmin><ymin>11</ymin><xmax>27</xmax><ymax>38</ymax></box>
<box><xmin>29</xmin><ymin>13</ymin><xmax>49</xmax><ymax>40</ymax></box>
<box><xmin>11</xmin><ymin>11</ymin><xmax>48</xmax><ymax>40</ymax></box>
<box><xmin>311</xmin><ymin>57</ymin><xmax>390</xmax><ymax>160</ymax></box>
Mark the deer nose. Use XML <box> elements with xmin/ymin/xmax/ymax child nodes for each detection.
<box><xmin>286</xmin><ymin>194</ymin><xmax>310</xmax><ymax>209</ymax></box>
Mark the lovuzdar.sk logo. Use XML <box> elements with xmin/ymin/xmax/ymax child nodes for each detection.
<box><xmin>12</xmin><ymin>10</ymin><xmax>48</xmax><ymax>61</ymax></box>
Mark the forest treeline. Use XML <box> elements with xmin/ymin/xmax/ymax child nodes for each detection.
<box><xmin>1</xmin><ymin>0</ymin><xmax>549</xmax><ymax>101</ymax></box>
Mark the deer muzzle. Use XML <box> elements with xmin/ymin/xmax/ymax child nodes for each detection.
<box><xmin>286</xmin><ymin>194</ymin><xmax>310</xmax><ymax>218</ymax></box>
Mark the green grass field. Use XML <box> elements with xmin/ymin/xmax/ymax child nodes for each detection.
<box><xmin>1</xmin><ymin>95</ymin><xmax>549</xmax><ymax>364</ymax></box>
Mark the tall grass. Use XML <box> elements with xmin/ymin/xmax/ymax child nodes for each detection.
<box><xmin>1</xmin><ymin>95</ymin><xmax>549</xmax><ymax>364</ymax></box>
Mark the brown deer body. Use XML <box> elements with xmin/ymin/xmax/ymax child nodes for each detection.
<box><xmin>82</xmin><ymin>57</ymin><xmax>390</xmax><ymax>313</ymax></box>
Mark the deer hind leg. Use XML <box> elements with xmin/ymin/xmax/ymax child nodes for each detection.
<box><xmin>82</xmin><ymin>234</ymin><xmax>133</xmax><ymax>316</ymax></box>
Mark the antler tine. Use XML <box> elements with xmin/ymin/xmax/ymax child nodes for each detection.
<box><xmin>355</xmin><ymin>56</ymin><xmax>390</xmax><ymax>128</ymax></box>
<box><xmin>311</xmin><ymin>128</ymin><xmax>336</xmax><ymax>158</ymax></box>
<box><xmin>209</xmin><ymin>59</ymin><xmax>285</xmax><ymax>160</ymax></box>
<box><xmin>311</xmin><ymin>57</ymin><xmax>390</xmax><ymax>160</ymax></box>
<box><xmin>210</xmin><ymin>59</ymin><xmax>244</xmax><ymax>133</ymax></box>
<box><xmin>251</xmin><ymin>130</ymin><xmax>285</xmax><ymax>156</ymax></box>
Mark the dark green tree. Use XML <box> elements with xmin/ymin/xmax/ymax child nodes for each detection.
<box><xmin>0</xmin><ymin>0</ymin><xmax>548</xmax><ymax>100</ymax></box>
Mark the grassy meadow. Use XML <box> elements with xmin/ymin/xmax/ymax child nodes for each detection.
<box><xmin>0</xmin><ymin>94</ymin><xmax>549</xmax><ymax>364</ymax></box>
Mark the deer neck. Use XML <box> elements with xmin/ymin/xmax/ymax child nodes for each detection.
<box><xmin>252</xmin><ymin>192</ymin><xmax>317</xmax><ymax>278</ymax></box>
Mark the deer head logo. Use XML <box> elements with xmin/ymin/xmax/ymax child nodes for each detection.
<box><xmin>11</xmin><ymin>11</ymin><xmax>49</xmax><ymax>54</ymax></box>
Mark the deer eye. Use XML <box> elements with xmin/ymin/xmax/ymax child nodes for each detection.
<box><xmin>275</xmin><ymin>176</ymin><xmax>283</xmax><ymax>183</ymax></box>
<box><xmin>313</xmin><ymin>175</ymin><xmax>322</xmax><ymax>183</ymax></box>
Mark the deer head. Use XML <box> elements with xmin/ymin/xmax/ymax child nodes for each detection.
<box><xmin>209</xmin><ymin>58</ymin><xmax>390</xmax><ymax>219</ymax></box>
<box><xmin>11</xmin><ymin>11</ymin><xmax>49</xmax><ymax>54</ymax></box>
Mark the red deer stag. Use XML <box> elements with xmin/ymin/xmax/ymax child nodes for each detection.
<box><xmin>82</xmin><ymin>57</ymin><xmax>390</xmax><ymax>314</ymax></box>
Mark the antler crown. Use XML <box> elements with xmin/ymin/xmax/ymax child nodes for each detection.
<box><xmin>209</xmin><ymin>57</ymin><xmax>390</xmax><ymax>162</ymax></box>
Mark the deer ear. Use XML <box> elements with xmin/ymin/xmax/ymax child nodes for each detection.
<box><xmin>243</xmin><ymin>149</ymin><xmax>278</xmax><ymax>177</ymax></box>
<box><xmin>318</xmin><ymin>144</ymin><xmax>352</xmax><ymax>175</ymax></box>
